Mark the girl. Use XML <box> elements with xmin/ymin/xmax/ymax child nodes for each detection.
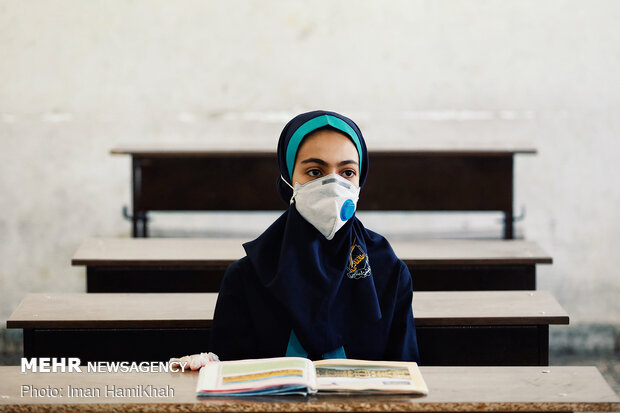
<box><xmin>209</xmin><ymin>110</ymin><xmax>419</xmax><ymax>362</ymax></box>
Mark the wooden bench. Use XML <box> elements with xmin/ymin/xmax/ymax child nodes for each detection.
<box><xmin>6</xmin><ymin>291</ymin><xmax>568</xmax><ymax>366</ymax></box>
<box><xmin>111</xmin><ymin>145</ymin><xmax>537</xmax><ymax>239</ymax></box>
<box><xmin>72</xmin><ymin>238</ymin><xmax>552</xmax><ymax>292</ymax></box>
<box><xmin>1</xmin><ymin>366</ymin><xmax>617</xmax><ymax>412</ymax></box>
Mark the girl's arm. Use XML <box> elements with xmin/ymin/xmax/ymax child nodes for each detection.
<box><xmin>211</xmin><ymin>258</ymin><xmax>259</xmax><ymax>361</ymax></box>
<box><xmin>383</xmin><ymin>261</ymin><xmax>420</xmax><ymax>362</ymax></box>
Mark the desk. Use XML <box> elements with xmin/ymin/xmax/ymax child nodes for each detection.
<box><xmin>7</xmin><ymin>291</ymin><xmax>568</xmax><ymax>366</ymax></box>
<box><xmin>1</xmin><ymin>366</ymin><xmax>617</xmax><ymax>412</ymax></box>
<box><xmin>73</xmin><ymin>238</ymin><xmax>552</xmax><ymax>292</ymax></box>
<box><xmin>111</xmin><ymin>146</ymin><xmax>537</xmax><ymax>239</ymax></box>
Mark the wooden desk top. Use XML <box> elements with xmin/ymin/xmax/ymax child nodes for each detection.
<box><xmin>0</xmin><ymin>366</ymin><xmax>617</xmax><ymax>412</ymax></box>
<box><xmin>6</xmin><ymin>291</ymin><xmax>569</xmax><ymax>329</ymax></box>
<box><xmin>71</xmin><ymin>238</ymin><xmax>552</xmax><ymax>267</ymax></box>
<box><xmin>110</xmin><ymin>143</ymin><xmax>537</xmax><ymax>157</ymax></box>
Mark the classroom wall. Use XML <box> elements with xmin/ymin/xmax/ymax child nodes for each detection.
<box><xmin>1</xmin><ymin>1</ymin><xmax>619</xmax><ymax>352</ymax></box>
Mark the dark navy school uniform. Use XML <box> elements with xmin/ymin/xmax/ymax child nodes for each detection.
<box><xmin>211</xmin><ymin>211</ymin><xmax>419</xmax><ymax>362</ymax></box>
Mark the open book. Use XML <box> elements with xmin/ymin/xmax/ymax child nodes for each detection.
<box><xmin>196</xmin><ymin>357</ymin><xmax>428</xmax><ymax>397</ymax></box>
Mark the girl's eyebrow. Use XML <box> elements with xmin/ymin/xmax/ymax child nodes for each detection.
<box><xmin>300</xmin><ymin>157</ymin><xmax>328</xmax><ymax>166</ymax></box>
<box><xmin>300</xmin><ymin>158</ymin><xmax>359</xmax><ymax>167</ymax></box>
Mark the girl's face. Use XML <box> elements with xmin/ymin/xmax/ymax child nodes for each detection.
<box><xmin>292</xmin><ymin>129</ymin><xmax>360</xmax><ymax>188</ymax></box>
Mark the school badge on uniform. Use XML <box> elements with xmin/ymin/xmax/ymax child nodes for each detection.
<box><xmin>347</xmin><ymin>238</ymin><xmax>371</xmax><ymax>279</ymax></box>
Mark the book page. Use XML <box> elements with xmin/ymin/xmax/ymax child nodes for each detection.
<box><xmin>196</xmin><ymin>357</ymin><xmax>317</xmax><ymax>396</ymax></box>
<box><xmin>313</xmin><ymin>359</ymin><xmax>428</xmax><ymax>395</ymax></box>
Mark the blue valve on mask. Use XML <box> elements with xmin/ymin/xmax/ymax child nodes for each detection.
<box><xmin>340</xmin><ymin>199</ymin><xmax>356</xmax><ymax>221</ymax></box>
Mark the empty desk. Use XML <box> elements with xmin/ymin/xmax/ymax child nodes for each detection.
<box><xmin>72</xmin><ymin>238</ymin><xmax>552</xmax><ymax>292</ymax></box>
<box><xmin>111</xmin><ymin>145</ymin><xmax>537</xmax><ymax>239</ymax></box>
<box><xmin>7</xmin><ymin>291</ymin><xmax>568</xmax><ymax>366</ymax></box>
<box><xmin>1</xmin><ymin>366</ymin><xmax>617</xmax><ymax>412</ymax></box>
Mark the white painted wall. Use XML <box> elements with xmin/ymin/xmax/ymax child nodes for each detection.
<box><xmin>1</xmin><ymin>1</ymin><xmax>619</xmax><ymax>341</ymax></box>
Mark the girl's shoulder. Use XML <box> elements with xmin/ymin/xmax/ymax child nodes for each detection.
<box><xmin>357</xmin><ymin>227</ymin><xmax>409</xmax><ymax>289</ymax></box>
<box><xmin>361</xmin><ymin>227</ymin><xmax>403</xmax><ymax>267</ymax></box>
<box><xmin>222</xmin><ymin>256</ymin><xmax>261</xmax><ymax>287</ymax></box>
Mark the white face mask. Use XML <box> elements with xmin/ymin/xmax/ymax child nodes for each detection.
<box><xmin>283</xmin><ymin>174</ymin><xmax>360</xmax><ymax>240</ymax></box>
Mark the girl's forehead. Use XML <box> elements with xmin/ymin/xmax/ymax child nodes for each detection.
<box><xmin>297</xmin><ymin>129</ymin><xmax>359</xmax><ymax>159</ymax></box>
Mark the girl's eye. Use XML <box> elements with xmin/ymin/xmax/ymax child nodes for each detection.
<box><xmin>342</xmin><ymin>169</ymin><xmax>357</xmax><ymax>178</ymax></box>
<box><xmin>307</xmin><ymin>169</ymin><xmax>322</xmax><ymax>177</ymax></box>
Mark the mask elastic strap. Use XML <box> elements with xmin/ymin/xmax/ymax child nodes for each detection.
<box><xmin>280</xmin><ymin>175</ymin><xmax>294</xmax><ymax>190</ymax></box>
<box><xmin>280</xmin><ymin>175</ymin><xmax>296</xmax><ymax>204</ymax></box>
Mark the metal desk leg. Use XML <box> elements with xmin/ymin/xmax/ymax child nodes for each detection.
<box><xmin>504</xmin><ymin>157</ymin><xmax>515</xmax><ymax>239</ymax></box>
<box><xmin>131</xmin><ymin>158</ymin><xmax>148</xmax><ymax>238</ymax></box>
